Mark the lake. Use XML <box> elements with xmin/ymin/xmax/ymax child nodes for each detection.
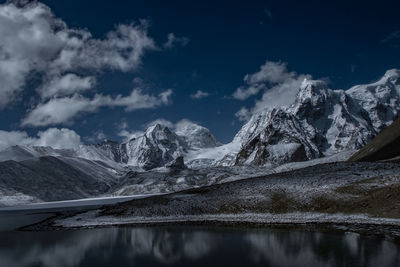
<box><xmin>0</xmin><ymin>211</ymin><xmax>399</xmax><ymax>267</ymax></box>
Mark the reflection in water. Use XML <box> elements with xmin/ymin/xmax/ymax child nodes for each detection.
<box><xmin>0</xmin><ymin>226</ymin><xmax>399</xmax><ymax>267</ymax></box>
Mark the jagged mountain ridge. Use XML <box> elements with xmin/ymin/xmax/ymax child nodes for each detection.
<box><xmin>233</xmin><ymin>69</ymin><xmax>400</xmax><ymax>166</ymax></box>
<box><xmin>0</xmin><ymin>70</ymin><xmax>399</xmax><ymax>170</ymax></box>
<box><xmin>75</xmin><ymin>121</ymin><xmax>219</xmax><ymax>170</ymax></box>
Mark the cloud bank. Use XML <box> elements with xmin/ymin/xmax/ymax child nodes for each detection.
<box><xmin>0</xmin><ymin>128</ymin><xmax>81</xmax><ymax>151</ymax></box>
<box><xmin>22</xmin><ymin>89</ymin><xmax>173</xmax><ymax>127</ymax></box>
<box><xmin>0</xmin><ymin>1</ymin><xmax>174</xmax><ymax>127</ymax></box>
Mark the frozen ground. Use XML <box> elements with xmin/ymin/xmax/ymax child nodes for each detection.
<box><xmin>109</xmin><ymin>150</ymin><xmax>357</xmax><ymax>196</ymax></box>
<box><xmin>0</xmin><ymin>194</ymin><xmax>162</xmax><ymax>211</ymax></box>
<box><xmin>0</xmin><ymin>150</ymin><xmax>355</xmax><ymax>207</ymax></box>
<box><xmin>28</xmin><ymin>161</ymin><xmax>400</xmax><ymax>231</ymax></box>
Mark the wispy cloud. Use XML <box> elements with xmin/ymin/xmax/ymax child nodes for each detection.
<box><xmin>381</xmin><ymin>30</ymin><xmax>400</xmax><ymax>47</ymax></box>
<box><xmin>264</xmin><ymin>8</ymin><xmax>272</xmax><ymax>20</ymax></box>
<box><xmin>190</xmin><ymin>90</ymin><xmax>210</xmax><ymax>99</ymax></box>
<box><xmin>163</xmin><ymin>33</ymin><xmax>190</xmax><ymax>48</ymax></box>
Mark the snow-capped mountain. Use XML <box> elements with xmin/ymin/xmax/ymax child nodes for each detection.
<box><xmin>1</xmin><ymin>70</ymin><xmax>400</xmax><ymax>206</ymax></box>
<box><xmin>0</xmin><ymin>70</ymin><xmax>399</xmax><ymax>170</ymax></box>
<box><xmin>76</xmin><ymin>140</ymin><xmax>128</xmax><ymax>165</ymax></box>
<box><xmin>124</xmin><ymin>124</ymin><xmax>187</xmax><ymax>170</ymax></box>
<box><xmin>175</xmin><ymin>122</ymin><xmax>220</xmax><ymax>149</ymax></box>
<box><xmin>0</xmin><ymin>121</ymin><xmax>221</xmax><ymax>170</ymax></box>
<box><xmin>75</xmin><ymin>121</ymin><xmax>220</xmax><ymax>170</ymax></box>
<box><xmin>232</xmin><ymin>69</ymin><xmax>400</xmax><ymax>166</ymax></box>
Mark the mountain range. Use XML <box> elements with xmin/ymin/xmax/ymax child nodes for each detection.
<box><xmin>2</xmin><ymin>69</ymin><xmax>400</xmax><ymax>169</ymax></box>
<box><xmin>0</xmin><ymin>69</ymin><xmax>399</xmax><ymax>206</ymax></box>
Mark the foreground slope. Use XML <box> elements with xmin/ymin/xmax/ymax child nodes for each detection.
<box><xmin>0</xmin><ymin>147</ymin><xmax>354</xmax><ymax>207</ymax></box>
<box><xmin>35</xmin><ymin>161</ymin><xmax>400</xmax><ymax>230</ymax></box>
<box><xmin>349</xmin><ymin>117</ymin><xmax>400</xmax><ymax>162</ymax></box>
<box><xmin>0</xmin><ymin>156</ymin><xmax>119</xmax><ymax>206</ymax></box>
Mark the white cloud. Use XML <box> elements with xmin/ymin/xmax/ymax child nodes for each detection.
<box><xmin>234</xmin><ymin>61</ymin><xmax>312</xmax><ymax>121</ymax></box>
<box><xmin>233</xmin><ymin>61</ymin><xmax>296</xmax><ymax>101</ymax></box>
<box><xmin>174</xmin><ymin>119</ymin><xmax>202</xmax><ymax>131</ymax></box>
<box><xmin>244</xmin><ymin>61</ymin><xmax>294</xmax><ymax>84</ymax></box>
<box><xmin>235</xmin><ymin>107</ymin><xmax>252</xmax><ymax>122</ymax></box>
<box><xmin>0</xmin><ymin>1</ymin><xmax>156</xmax><ymax>107</ymax></box>
<box><xmin>163</xmin><ymin>33</ymin><xmax>190</xmax><ymax>48</ymax></box>
<box><xmin>0</xmin><ymin>130</ymin><xmax>35</xmax><ymax>150</ymax></box>
<box><xmin>39</xmin><ymin>74</ymin><xmax>96</xmax><ymax>99</ymax></box>
<box><xmin>117</xmin><ymin>121</ymin><xmax>144</xmax><ymax>142</ymax></box>
<box><xmin>21</xmin><ymin>89</ymin><xmax>173</xmax><ymax>127</ymax></box>
<box><xmin>34</xmin><ymin>128</ymin><xmax>81</xmax><ymax>148</ymax></box>
<box><xmin>233</xmin><ymin>85</ymin><xmax>264</xmax><ymax>101</ymax></box>
<box><xmin>251</xmin><ymin>74</ymin><xmax>310</xmax><ymax>114</ymax></box>
<box><xmin>0</xmin><ymin>127</ymin><xmax>81</xmax><ymax>151</ymax></box>
<box><xmin>190</xmin><ymin>90</ymin><xmax>210</xmax><ymax>99</ymax></box>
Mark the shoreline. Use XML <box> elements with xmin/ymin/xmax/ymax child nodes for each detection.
<box><xmin>21</xmin><ymin>211</ymin><xmax>400</xmax><ymax>244</ymax></box>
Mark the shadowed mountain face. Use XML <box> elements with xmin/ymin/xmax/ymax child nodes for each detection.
<box><xmin>0</xmin><ymin>156</ymin><xmax>117</xmax><ymax>204</ymax></box>
<box><xmin>349</xmin><ymin>117</ymin><xmax>400</xmax><ymax>162</ymax></box>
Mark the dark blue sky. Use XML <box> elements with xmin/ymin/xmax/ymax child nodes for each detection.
<box><xmin>1</xmin><ymin>0</ymin><xmax>400</xmax><ymax>143</ymax></box>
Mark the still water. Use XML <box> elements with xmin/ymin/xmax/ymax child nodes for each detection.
<box><xmin>0</xmin><ymin>212</ymin><xmax>399</xmax><ymax>267</ymax></box>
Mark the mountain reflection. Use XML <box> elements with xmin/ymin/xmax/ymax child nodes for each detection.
<box><xmin>0</xmin><ymin>227</ymin><xmax>399</xmax><ymax>267</ymax></box>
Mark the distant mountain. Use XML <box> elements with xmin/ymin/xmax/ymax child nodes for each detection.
<box><xmin>230</xmin><ymin>69</ymin><xmax>400</xmax><ymax>166</ymax></box>
<box><xmin>124</xmin><ymin>124</ymin><xmax>187</xmax><ymax>170</ymax></box>
<box><xmin>175</xmin><ymin>122</ymin><xmax>220</xmax><ymax>149</ymax></box>
<box><xmin>348</xmin><ymin>117</ymin><xmax>400</xmax><ymax>162</ymax></box>
<box><xmin>32</xmin><ymin>121</ymin><xmax>221</xmax><ymax>170</ymax></box>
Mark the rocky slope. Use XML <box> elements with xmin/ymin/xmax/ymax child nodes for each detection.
<box><xmin>36</xmin><ymin>161</ymin><xmax>400</xmax><ymax>232</ymax></box>
<box><xmin>348</xmin><ymin>117</ymin><xmax>400</xmax><ymax>162</ymax></box>
<box><xmin>0</xmin><ymin>156</ymin><xmax>118</xmax><ymax>205</ymax></box>
<box><xmin>232</xmin><ymin>69</ymin><xmax>400</xmax><ymax>166</ymax></box>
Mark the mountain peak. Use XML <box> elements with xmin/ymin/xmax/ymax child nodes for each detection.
<box><xmin>146</xmin><ymin>123</ymin><xmax>166</xmax><ymax>133</ymax></box>
<box><xmin>175</xmin><ymin>120</ymin><xmax>220</xmax><ymax>149</ymax></box>
<box><xmin>293</xmin><ymin>79</ymin><xmax>331</xmax><ymax>108</ymax></box>
<box><xmin>300</xmin><ymin>78</ymin><xmax>329</xmax><ymax>90</ymax></box>
<box><xmin>384</xmin><ymin>69</ymin><xmax>400</xmax><ymax>79</ymax></box>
